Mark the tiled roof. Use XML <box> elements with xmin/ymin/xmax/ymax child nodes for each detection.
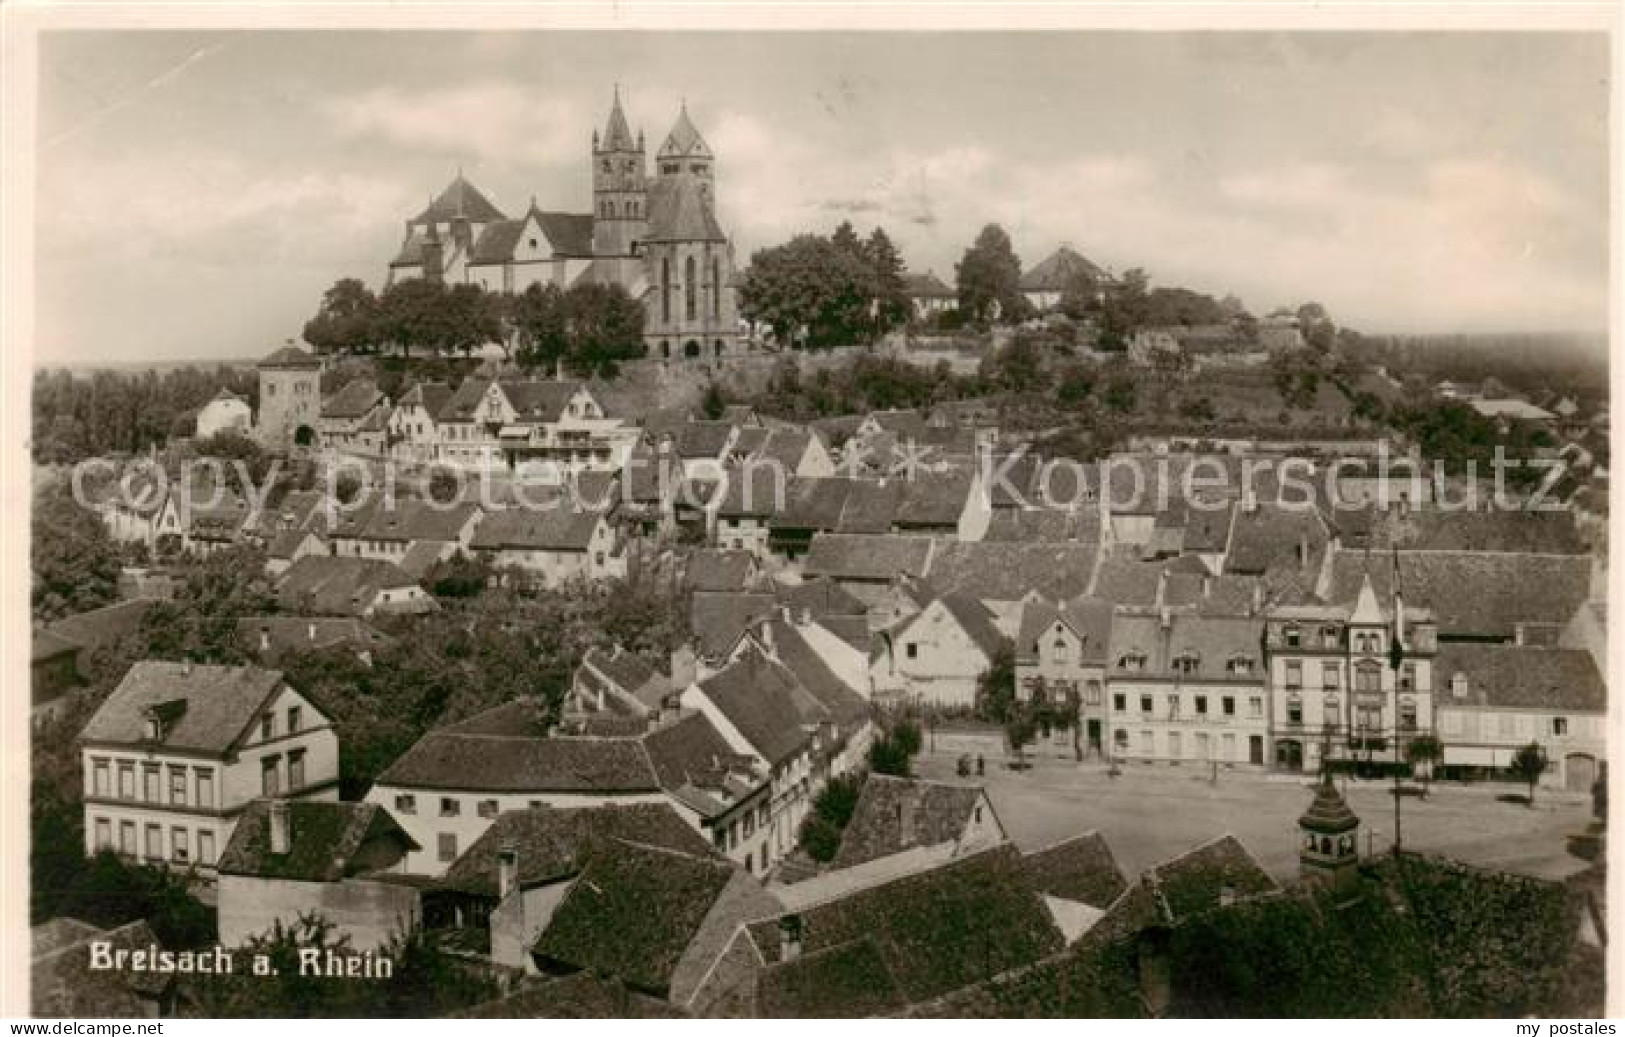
<box><xmin>674</xmin><ymin>420</ymin><xmax>735</xmax><ymax>459</ymax></box>
<box><xmin>332</xmin><ymin>498</ymin><xmax>478</xmax><ymax>544</ymax></box>
<box><xmin>645</xmin><ymin>174</ymin><xmax>725</xmax><ymax>243</ymax></box>
<box><xmin>437</xmin><ymin>377</ymin><xmax>489</xmax><ymax>422</ymax></box>
<box><xmin>773</xmin><ymin>477</ymin><xmax>855</xmax><ymax>531</ymax></box>
<box><xmin>1143</xmin><ymin>834</ymin><xmax>1280</xmax><ymax>925</ymax></box>
<box><xmin>926</xmin><ymin>541</ymin><xmax>1099</xmax><ymax>602</ymax></box>
<box><xmin>32</xmin><ymin>919</ymin><xmax>170</xmax><ymax>1016</ymax></box>
<box><xmin>832</xmin><ymin>775</ymin><xmax>986</xmax><ymax>869</ymax></box>
<box><xmin>1225</xmin><ymin>502</ymin><xmax>1329</xmax><ymax>577</ymax></box>
<box><xmin>218</xmin><ymin>800</ymin><xmax>415</xmax><ymax>881</ymax></box>
<box><xmin>80</xmin><ymin>661</ymin><xmax>285</xmax><ymax>753</ymax></box>
<box><xmin>276</xmin><ymin>556</ymin><xmax>420</xmax><ymax>616</ymax></box>
<box><xmin>471</xmin><ymin>506</ymin><xmax>601</xmax><ymax>552</ymax></box>
<box><xmin>1323</xmin><ymin>550</ymin><xmax>1590</xmax><ymax>639</ymax></box>
<box><xmin>531</xmin><ymin>839</ymin><xmax>735</xmax><ymax>995</ymax></box>
<box><xmin>754</xmin><ymin>617</ymin><xmax>871</xmax><ymax>732</ymax></box>
<box><xmin>1015</xmin><ymin>596</ymin><xmax>1113</xmax><ymax>666</ymax></box>
<box><xmin>399</xmin><ymin>381</ymin><xmax>453</xmax><ymax>416</ymax></box>
<box><xmin>747</xmin><ymin>845</ymin><xmax>1063</xmax><ymax>1005</ymax></box>
<box><xmin>684</xmin><ymin>549</ymin><xmax>757</xmax><ymax>592</ymax></box>
<box><xmin>416</xmin><ymin>174</ymin><xmax>507</xmax><ymax>223</ymax></box>
<box><xmin>690</xmin><ymin>591</ymin><xmax>777</xmax><ymax>659</ymax></box>
<box><xmin>32</xmin><ymin>627</ymin><xmax>79</xmax><ymax>663</ymax></box>
<box><xmin>895</xmin><ymin>471</ymin><xmax>975</xmax><ymax>529</ymax></box>
<box><xmin>835</xmin><ymin>480</ymin><xmax>904</xmax><ymax>534</ymax></box>
<box><xmin>1434</xmin><ymin>643</ymin><xmax>1606</xmax><ymax>713</ymax></box>
<box><xmin>439</xmin><ymin>802</ymin><xmax>717</xmax><ymax>896</ymax></box>
<box><xmin>641</xmin><ymin>711</ymin><xmax>757</xmax><ymax>811</ymax></box>
<box><xmin>467</xmin><ymin>218</ymin><xmax>525</xmax><ymax>265</ymax></box>
<box><xmin>1020</xmin><ymin>832</ymin><xmax>1128</xmax><ymax>909</ymax></box>
<box><xmin>1373</xmin><ymin>509</ymin><xmax>1587</xmax><ymax>555</ymax></box>
<box><xmin>758</xmin><ymin>936</ymin><xmax>907</xmax><ymax>1018</ymax></box>
<box><xmin>43</xmin><ymin>599</ymin><xmax>154</xmax><ymax>651</ymax></box>
<box><xmin>695</xmin><ymin>647</ymin><xmax>824</xmax><ymax>765</ymax></box>
<box><xmin>803</xmin><ymin>533</ymin><xmax>935</xmax><ymax>582</ymax></box>
<box><xmin>581</xmin><ymin>646</ymin><xmax>661</xmax><ymax>703</ymax></box>
<box><xmin>534</xmin><ymin>210</ymin><xmax>595</xmax><ymax>257</ymax></box>
<box><xmin>453</xmin><ymin>972</ymin><xmax>690</xmax><ymax>1018</ymax></box>
<box><xmin>777</xmin><ymin>577</ymin><xmax>867</xmax><ymax>618</ymax></box>
<box><xmin>1298</xmin><ymin>774</ymin><xmax>1359</xmax><ymax>835</ymax></box>
<box><xmin>322</xmin><ymin>379</ymin><xmax>384</xmax><ymax>420</ymax></box>
<box><xmin>259</xmin><ymin>345</ymin><xmax>320</xmax><ymax>368</ymax></box>
<box><xmin>1019</xmin><ymin>246</ymin><xmax>1105</xmax><ymax>292</ymax></box>
<box><xmin>1107</xmin><ymin>612</ymin><xmax>1265</xmax><ymax>681</ymax></box>
<box><xmin>376</xmin><ymin>700</ymin><xmax>661</xmax><ymax>793</ymax></box>
<box><xmin>903</xmin><ymin>271</ymin><xmax>953</xmax><ymax>298</ymax></box>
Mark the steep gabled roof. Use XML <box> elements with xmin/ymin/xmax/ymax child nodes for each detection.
<box><xmin>467</xmin><ymin>218</ymin><xmax>526</xmax><ymax>265</ymax></box>
<box><xmin>416</xmin><ymin>173</ymin><xmax>507</xmax><ymax>223</ymax></box>
<box><xmin>695</xmin><ymin>646</ymin><xmax>824</xmax><ymax>765</ymax></box>
<box><xmin>690</xmin><ymin>590</ymin><xmax>777</xmax><ymax>659</ymax></box>
<box><xmin>658</xmin><ymin>104</ymin><xmax>713</xmax><ymax>159</ymax></box>
<box><xmin>1019</xmin><ymin>246</ymin><xmax>1106</xmax><ymax>292</ymax></box>
<box><xmin>645</xmin><ymin>174</ymin><xmax>725</xmax><ymax>243</ymax></box>
<box><xmin>832</xmin><ymin>775</ymin><xmax>988</xmax><ymax>869</ymax></box>
<box><xmin>531</xmin><ymin>839</ymin><xmax>735</xmax><ymax>996</ymax></box>
<box><xmin>927</xmin><ymin>541</ymin><xmax>1099</xmax><ymax>603</ymax></box>
<box><xmin>1143</xmin><ymin>834</ymin><xmax>1280</xmax><ymax>925</ymax></box>
<box><xmin>218</xmin><ymin>800</ymin><xmax>416</xmax><ymax>881</ymax></box>
<box><xmin>803</xmin><ymin>533</ymin><xmax>935</xmax><ymax>582</ymax></box>
<box><xmin>1020</xmin><ymin>831</ymin><xmax>1128</xmax><ymax>910</ymax></box>
<box><xmin>903</xmin><ymin>271</ymin><xmax>953</xmax><ymax>298</ymax></box>
<box><xmin>1324</xmin><ymin>549</ymin><xmax>1590</xmax><ymax>639</ymax></box>
<box><xmin>80</xmin><ymin>661</ymin><xmax>286</xmax><ymax>753</ymax></box>
<box><xmin>534</xmin><ymin>210</ymin><xmax>596</xmax><ymax>257</ymax></box>
<box><xmin>322</xmin><ymin>379</ymin><xmax>384</xmax><ymax>421</ymax></box>
<box><xmin>1015</xmin><ymin>595</ymin><xmax>1113</xmax><ymax>666</ymax></box>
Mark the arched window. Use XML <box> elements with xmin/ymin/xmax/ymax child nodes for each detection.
<box><xmin>711</xmin><ymin>256</ymin><xmax>721</xmax><ymax>319</ymax></box>
<box><xmin>685</xmin><ymin>256</ymin><xmax>697</xmax><ymax>321</ymax></box>
<box><xmin>661</xmin><ymin>258</ymin><xmax>671</xmax><ymax>323</ymax></box>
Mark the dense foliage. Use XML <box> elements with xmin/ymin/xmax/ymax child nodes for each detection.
<box><xmin>510</xmin><ymin>281</ymin><xmax>647</xmax><ymax>376</ymax></box>
<box><xmin>797</xmin><ymin>771</ymin><xmax>866</xmax><ymax>863</ymax></box>
<box><xmin>32</xmin><ymin>479</ymin><xmax>129</xmax><ymax>623</ymax></box>
<box><xmin>33</xmin><ymin>365</ymin><xmax>258</xmax><ymax>464</ymax></box>
<box><xmin>739</xmin><ymin>222</ymin><xmax>910</xmax><ymax>349</ymax></box>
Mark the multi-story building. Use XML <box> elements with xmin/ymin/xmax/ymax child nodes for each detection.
<box><xmin>78</xmin><ymin>661</ymin><xmax>340</xmax><ymax>873</ymax></box>
<box><xmin>1434</xmin><ymin>643</ymin><xmax>1606</xmax><ymax>791</ymax></box>
<box><xmin>1014</xmin><ymin>595</ymin><xmax>1113</xmax><ymax>758</ymax></box>
<box><xmin>1105</xmin><ymin>610</ymin><xmax>1270</xmax><ymax>768</ymax></box>
<box><xmin>432</xmin><ymin>377</ymin><xmax>638</xmax><ymax>474</ymax></box>
<box><xmin>1263</xmin><ymin>571</ymin><xmax>1437</xmax><ymax>774</ymax></box>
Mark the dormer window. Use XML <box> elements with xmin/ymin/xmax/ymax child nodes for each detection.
<box><xmin>1284</xmin><ymin>625</ymin><xmax>1301</xmax><ymax>648</ymax></box>
<box><xmin>1174</xmin><ymin>653</ymin><xmax>1200</xmax><ymax>676</ymax></box>
<box><xmin>1227</xmin><ymin>656</ymin><xmax>1254</xmax><ymax>676</ymax></box>
<box><xmin>1320</xmin><ymin>626</ymin><xmax>1338</xmax><ymax>648</ymax></box>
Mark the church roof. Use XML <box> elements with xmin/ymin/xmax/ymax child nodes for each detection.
<box><xmin>533</xmin><ymin>209</ymin><xmax>595</xmax><ymax>256</ymax></box>
<box><xmin>415</xmin><ymin>173</ymin><xmax>507</xmax><ymax>224</ymax></box>
<box><xmin>1020</xmin><ymin>246</ymin><xmax>1105</xmax><ymax>292</ymax></box>
<box><xmin>601</xmin><ymin>89</ymin><xmax>637</xmax><ymax>152</ymax></box>
<box><xmin>467</xmin><ymin>219</ymin><xmax>525</xmax><ymax>265</ymax></box>
<box><xmin>1299</xmin><ymin>773</ymin><xmax>1359</xmax><ymax>835</ymax></box>
<box><xmin>645</xmin><ymin>174</ymin><xmax>726</xmax><ymax>243</ymax></box>
<box><xmin>658</xmin><ymin>104</ymin><xmax>713</xmax><ymax>160</ymax></box>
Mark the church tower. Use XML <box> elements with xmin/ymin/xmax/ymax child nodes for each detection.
<box><xmin>592</xmin><ymin>87</ymin><xmax>648</xmax><ymax>259</ymax></box>
<box><xmin>1298</xmin><ymin>768</ymin><xmax>1361</xmax><ymax>894</ymax></box>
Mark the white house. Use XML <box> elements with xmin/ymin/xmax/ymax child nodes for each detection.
<box><xmin>1434</xmin><ymin>643</ymin><xmax>1606</xmax><ymax>791</ymax></box>
<box><xmin>872</xmin><ymin>593</ymin><xmax>1008</xmax><ymax>708</ymax></box>
<box><xmin>78</xmin><ymin>661</ymin><xmax>340</xmax><ymax>873</ymax></box>
<box><xmin>195</xmin><ymin>389</ymin><xmax>253</xmax><ymax>441</ymax></box>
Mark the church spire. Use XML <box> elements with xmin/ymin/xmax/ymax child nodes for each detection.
<box><xmin>603</xmin><ymin>86</ymin><xmax>636</xmax><ymax>152</ymax></box>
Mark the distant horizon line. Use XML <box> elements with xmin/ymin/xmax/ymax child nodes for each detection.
<box><xmin>32</xmin><ymin>326</ymin><xmax>1612</xmax><ymax>373</ymax></box>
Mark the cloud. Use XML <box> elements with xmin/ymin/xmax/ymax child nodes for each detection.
<box><xmin>321</xmin><ymin>83</ymin><xmax>593</xmax><ymax>169</ymax></box>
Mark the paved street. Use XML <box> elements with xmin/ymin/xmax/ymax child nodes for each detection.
<box><xmin>914</xmin><ymin>749</ymin><xmax>1596</xmax><ymax>883</ymax></box>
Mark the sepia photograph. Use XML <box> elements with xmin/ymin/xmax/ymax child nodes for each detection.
<box><xmin>4</xmin><ymin>3</ymin><xmax>1617</xmax><ymax>1021</ymax></box>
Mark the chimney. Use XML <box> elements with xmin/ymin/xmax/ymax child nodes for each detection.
<box><xmin>898</xmin><ymin>794</ymin><xmax>918</xmax><ymax>845</ymax></box>
<box><xmin>1159</xmin><ymin>605</ymin><xmax>1172</xmax><ymax>631</ymax></box>
<box><xmin>269</xmin><ymin>799</ymin><xmax>291</xmax><ymax>855</ymax></box>
<box><xmin>1251</xmin><ymin>581</ymin><xmax>1264</xmax><ymax>616</ymax></box>
<box><xmin>143</xmin><ymin>710</ymin><xmax>160</xmax><ymax>741</ymax></box>
<box><xmin>779</xmin><ymin>916</ymin><xmax>803</xmax><ymax>962</ymax></box>
<box><xmin>259</xmin><ymin>626</ymin><xmax>271</xmax><ymax>653</ymax></box>
<box><xmin>496</xmin><ymin>841</ymin><xmax>519</xmax><ymax>900</ymax></box>
<box><xmin>307</xmin><ymin>621</ymin><xmax>318</xmax><ymax>643</ymax></box>
<box><xmin>181</xmin><ymin>658</ymin><xmax>193</xmax><ymax>676</ymax></box>
<box><xmin>1201</xmin><ymin>574</ymin><xmax>1212</xmax><ymax>600</ymax></box>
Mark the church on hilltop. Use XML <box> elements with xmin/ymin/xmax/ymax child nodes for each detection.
<box><xmin>385</xmin><ymin>90</ymin><xmax>742</xmax><ymax>360</ymax></box>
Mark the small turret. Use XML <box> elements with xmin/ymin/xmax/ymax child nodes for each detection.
<box><xmin>1298</xmin><ymin>768</ymin><xmax>1361</xmax><ymax>894</ymax></box>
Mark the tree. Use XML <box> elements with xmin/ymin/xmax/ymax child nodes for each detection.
<box><xmin>1103</xmin><ymin>376</ymin><xmax>1138</xmax><ymax>413</ymax></box>
<box><xmin>955</xmin><ymin>224</ymin><xmax>1024</xmax><ymax>325</ymax></box>
<box><xmin>1059</xmin><ymin>266</ymin><xmax>1103</xmax><ymax>320</ymax></box>
<box><xmin>701</xmin><ymin>382</ymin><xmax>727</xmax><ymax>420</ymax></box>
<box><xmin>511</xmin><ymin>282</ymin><xmax>569</xmax><ymax>371</ymax></box>
<box><xmin>33</xmin><ymin>480</ymin><xmax>126</xmax><ymax>623</ymax></box>
<box><xmin>975</xmin><ymin>644</ymin><xmax>1018</xmax><ymax>722</ymax></box>
<box><xmin>1005</xmin><ymin>709</ymin><xmax>1038</xmax><ymax>769</ymax></box>
<box><xmin>440</xmin><ymin>283</ymin><xmax>504</xmax><ymax>357</ymax></box>
<box><xmin>740</xmin><ymin>234</ymin><xmax>875</xmax><ymax>349</ymax></box>
<box><xmin>377</xmin><ymin>277</ymin><xmax>451</xmax><ymax>356</ymax></box>
<box><xmin>563</xmin><ymin>281</ymin><xmax>645</xmax><ymax>377</ymax></box>
<box><xmin>1511</xmin><ymin>742</ymin><xmax>1549</xmax><ymax>806</ymax></box>
<box><xmin>798</xmin><ymin>771</ymin><xmax>866</xmax><ymax>862</ymax></box>
<box><xmin>303</xmin><ymin>278</ymin><xmax>381</xmax><ymax>355</ymax></box>
<box><xmin>1405</xmin><ymin>733</ymin><xmax>1444</xmax><ymax>796</ymax></box>
<box><xmin>139</xmin><ymin>543</ymin><xmax>275</xmax><ymax>663</ymax></box>
<box><xmin>863</xmin><ymin>227</ymin><xmax>911</xmax><ymax>333</ymax></box>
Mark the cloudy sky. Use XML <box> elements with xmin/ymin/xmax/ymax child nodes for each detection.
<box><xmin>34</xmin><ymin>30</ymin><xmax>1610</xmax><ymax>366</ymax></box>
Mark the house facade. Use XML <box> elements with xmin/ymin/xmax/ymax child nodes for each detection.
<box><xmin>79</xmin><ymin>662</ymin><xmax>340</xmax><ymax>873</ymax></box>
<box><xmin>872</xmin><ymin>593</ymin><xmax>1008</xmax><ymax>708</ymax></box>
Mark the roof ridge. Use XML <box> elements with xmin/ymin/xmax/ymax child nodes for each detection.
<box><xmin>1021</xmin><ymin>828</ymin><xmax>1106</xmax><ymax>858</ymax></box>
